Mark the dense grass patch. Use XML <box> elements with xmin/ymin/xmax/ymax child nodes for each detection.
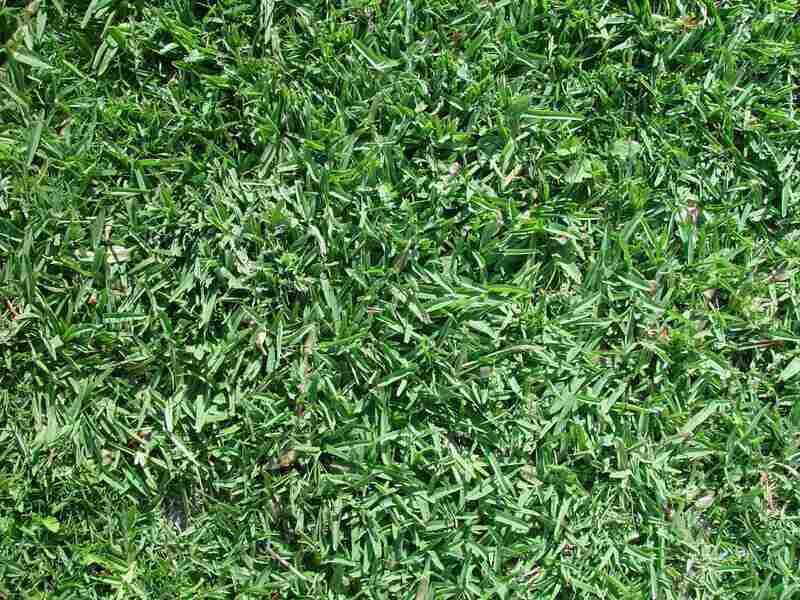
<box><xmin>2</xmin><ymin>0</ymin><xmax>800</xmax><ymax>597</ymax></box>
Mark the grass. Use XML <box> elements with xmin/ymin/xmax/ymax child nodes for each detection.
<box><xmin>1</xmin><ymin>0</ymin><xmax>800</xmax><ymax>597</ymax></box>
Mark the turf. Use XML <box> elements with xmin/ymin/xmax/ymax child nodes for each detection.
<box><xmin>1</xmin><ymin>0</ymin><xmax>800</xmax><ymax>597</ymax></box>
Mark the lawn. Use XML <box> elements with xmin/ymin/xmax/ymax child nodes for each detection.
<box><xmin>1</xmin><ymin>0</ymin><xmax>800</xmax><ymax>597</ymax></box>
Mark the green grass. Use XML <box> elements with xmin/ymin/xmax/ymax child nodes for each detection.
<box><xmin>1</xmin><ymin>0</ymin><xmax>800</xmax><ymax>597</ymax></box>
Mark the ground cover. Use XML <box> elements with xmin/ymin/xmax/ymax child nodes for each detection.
<box><xmin>1</xmin><ymin>0</ymin><xmax>800</xmax><ymax>597</ymax></box>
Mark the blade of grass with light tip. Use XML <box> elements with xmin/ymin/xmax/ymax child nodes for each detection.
<box><xmin>25</xmin><ymin>113</ymin><xmax>44</xmax><ymax>169</ymax></box>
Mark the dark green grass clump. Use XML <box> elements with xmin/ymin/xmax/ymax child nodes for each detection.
<box><xmin>1</xmin><ymin>0</ymin><xmax>800</xmax><ymax>597</ymax></box>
